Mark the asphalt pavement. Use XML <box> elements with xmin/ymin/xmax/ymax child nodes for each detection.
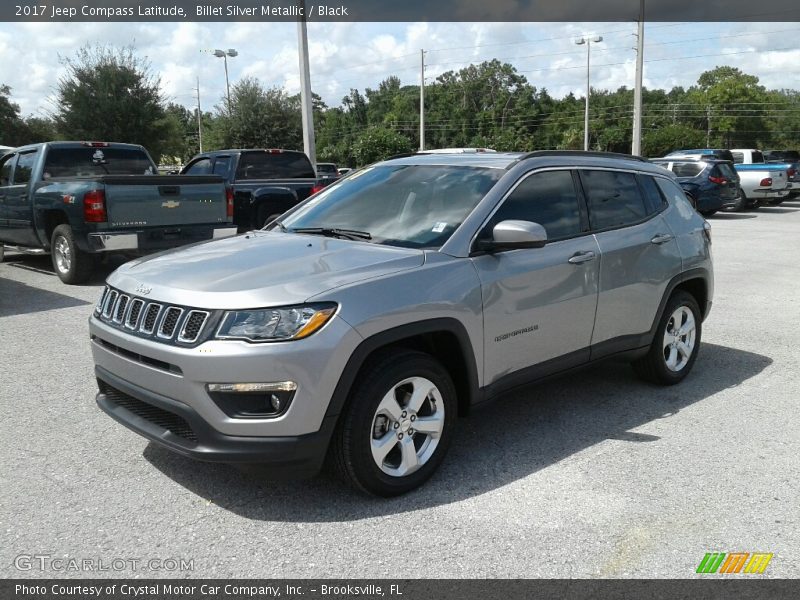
<box><xmin>1</xmin><ymin>200</ymin><xmax>798</xmax><ymax>579</ymax></box>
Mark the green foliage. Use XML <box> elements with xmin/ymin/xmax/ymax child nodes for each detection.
<box><xmin>54</xmin><ymin>45</ymin><xmax>173</xmax><ymax>161</ymax></box>
<box><xmin>643</xmin><ymin>124</ymin><xmax>707</xmax><ymax>158</ymax></box>
<box><xmin>208</xmin><ymin>77</ymin><xmax>302</xmax><ymax>150</ymax></box>
<box><xmin>352</xmin><ymin>127</ymin><xmax>412</xmax><ymax>165</ymax></box>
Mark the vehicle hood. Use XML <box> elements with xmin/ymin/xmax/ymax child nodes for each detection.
<box><xmin>108</xmin><ymin>231</ymin><xmax>425</xmax><ymax>309</ymax></box>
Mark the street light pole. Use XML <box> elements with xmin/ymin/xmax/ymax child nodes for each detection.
<box><xmin>195</xmin><ymin>76</ymin><xmax>203</xmax><ymax>153</ymax></box>
<box><xmin>213</xmin><ymin>48</ymin><xmax>238</xmax><ymax>112</ymax></box>
<box><xmin>297</xmin><ymin>3</ymin><xmax>316</xmax><ymax>169</ymax></box>
<box><xmin>575</xmin><ymin>35</ymin><xmax>603</xmax><ymax>151</ymax></box>
<box><xmin>632</xmin><ymin>0</ymin><xmax>645</xmax><ymax>156</ymax></box>
<box><xmin>419</xmin><ymin>49</ymin><xmax>426</xmax><ymax>151</ymax></box>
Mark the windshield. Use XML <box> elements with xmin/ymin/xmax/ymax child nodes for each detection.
<box><xmin>43</xmin><ymin>148</ymin><xmax>155</xmax><ymax>178</ymax></box>
<box><xmin>280</xmin><ymin>164</ymin><xmax>503</xmax><ymax>249</ymax></box>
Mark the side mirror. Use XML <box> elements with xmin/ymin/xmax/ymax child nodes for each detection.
<box><xmin>477</xmin><ymin>220</ymin><xmax>548</xmax><ymax>252</ymax></box>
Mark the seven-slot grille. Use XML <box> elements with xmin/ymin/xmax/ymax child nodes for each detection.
<box><xmin>94</xmin><ymin>286</ymin><xmax>211</xmax><ymax>345</ymax></box>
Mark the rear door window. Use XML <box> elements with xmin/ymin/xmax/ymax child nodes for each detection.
<box><xmin>236</xmin><ymin>152</ymin><xmax>316</xmax><ymax>179</ymax></box>
<box><xmin>751</xmin><ymin>151</ymin><xmax>764</xmax><ymax>163</ymax></box>
<box><xmin>212</xmin><ymin>156</ymin><xmax>231</xmax><ymax>177</ymax></box>
<box><xmin>637</xmin><ymin>175</ymin><xmax>667</xmax><ymax>215</ymax></box>
<box><xmin>580</xmin><ymin>170</ymin><xmax>648</xmax><ymax>230</ymax></box>
<box><xmin>13</xmin><ymin>151</ymin><xmax>37</xmax><ymax>184</ymax></box>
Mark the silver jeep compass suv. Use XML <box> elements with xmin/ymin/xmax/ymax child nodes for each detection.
<box><xmin>90</xmin><ymin>151</ymin><xmax>713</xmax><ymax>496</ymax></box>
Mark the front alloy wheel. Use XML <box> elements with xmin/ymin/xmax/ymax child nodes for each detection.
<box><xmin>370</xmin><ymin>376</ymin><xmax>445</xmax><ymax>477</ymax></box>
<box><xmin>331</xmin><ymin>350</ymin><xmax>456</xmax><ymax>496</ymax></box>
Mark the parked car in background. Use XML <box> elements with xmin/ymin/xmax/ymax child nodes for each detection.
<box><xmin>337</xmin><ymin>167</ymin><xmax>353</xmax><ymax>176</ymax></box>
<box><xmin>764</xmin><ymin>149</ymin><xmax>799</xmax><ymax>200</ymax></box>
<box><xmin>181</xmin><ymin>149</ymin><xmax>323</xmax><ymax>231</ymax></box>
<box><xmin>651</xmin><ymin>157</ymin><xmax>739</xmax><ymax>216</ymax></box>
<box><xmin>91</xmin><ymin>150</ymin><xmax>712</xmax><ymax>496</ymax></box>
<box><xmin>422</xmin><ymin>148</ymin><xmax>498</xmax><ymax>154</ymax></box>
<box><xmin>0</xmin><ymin>142</ymin><xmax>235</xmax><ymax>283</ymax></box>
<box><xmin>668</xmin><ymin>149</ymin><xmax>790</xmax><ymax>210</ymax></box>
<box><xmin>316</xmin><ymin>162</ymin><xmax>340</xmax><ymax>187</ymax></box>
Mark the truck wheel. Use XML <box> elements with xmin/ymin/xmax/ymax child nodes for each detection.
<box><xmin>331</xmin><ymin>350</ymin><xmax>457</xmax><ymax>496</ymax></box>
<box><xmin>632</xmin><ymin>291</ymin><xmax>701</xmax><ymax>386</ymax></box>
<box><xmin>256</xmin><ymin>204</ymin><xmax>283</xmax><ymax>229</ymax></box>
<box><xmin>51</xmin><ymin>224</ymin><xmax>94</xmax><ymax>284</ymax></box>
<box><xmin>729</xmin><ymin>189</ymin><xmax>747</xmax><ymax>212</ymax></box>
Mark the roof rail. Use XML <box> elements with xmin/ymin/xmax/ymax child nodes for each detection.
<box><xmin>514</xmin><ymin>150</ymin><xmax>648</xmax><ymax>163</ymax></box>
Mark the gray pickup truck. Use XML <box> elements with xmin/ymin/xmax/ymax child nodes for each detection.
<box><xmin>0</xmin><ymin>142</ymin><xmax>236</xmax><ymax>283</ymax></box>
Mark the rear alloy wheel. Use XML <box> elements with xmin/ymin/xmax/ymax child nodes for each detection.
<box><xmin>332</xmin><ymin>350</ymin><xmax>456</xmax><ymax>496</ymax></box>
<box><xmin>633</xmin><ymin>291</ymin><xmax>701</xmax><ymax>385</ymax></box>
<box><xmin>51</xmin><ymin>224</ymin><xmax>94</xmax><ymax>284</ymax></box>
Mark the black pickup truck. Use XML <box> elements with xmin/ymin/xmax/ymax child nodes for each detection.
<box><xmin>181</xmin><ymin>149</ymin><xmax>323</xmax><ymax>231</ymax></box>
<box><xmin>0</xmin><ymin>142</ymin><xmax>236</xmax><ymax>283</ymax></box>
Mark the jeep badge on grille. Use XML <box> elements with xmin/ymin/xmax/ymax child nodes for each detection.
<box><xmin>135</xmin><ymin>284</ymin><xmax>152</xmax><ymax>295</ymax></box>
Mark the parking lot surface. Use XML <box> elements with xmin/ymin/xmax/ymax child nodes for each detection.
<box><xmin>1</xmin><ymin>201</ymin><xmax>799</xmax><ymax>579</ymax></box>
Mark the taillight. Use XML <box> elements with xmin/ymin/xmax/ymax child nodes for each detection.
<box><xmin>225</xmin><ymin>187</ymin><xmax>234</xmax><ymax>218</ymax></box>
<box><xmin>310</xmin><ymin>184</ymin><xmax>324</xmax><ymax>195</ymax></box>
<box><xmin>81</xmin><ymin>141</ymin><xmax>110</xmax><ymax>147</ymax></box>
<box><xmin>708</xmin><ymin>175</ymin><xmax>727</xmax><ymax>185</ymax></box>
<box><xmin>83</xmin><ymin>190</ymin><xmax>107</xmax><ymax>223</ymax></box>
<box><xmin>788</xmin><ymin>168</ymin><xmax>797</xmax><ymax>178</ymax></box>
<box><xmin>759</xmin><ymin>177</ymin><xmax>773</xmax><ymax>187</ymax></box>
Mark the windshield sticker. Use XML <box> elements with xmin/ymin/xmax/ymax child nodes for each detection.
<box><xmin>432</xmin><ymin>222</ymin><xmax>448</xmax><ymax>233</ymax></box>
<box><xmin>92</xmin><ymin>150</ymin><xmax>106</xmax><ymax>164</ymax></box>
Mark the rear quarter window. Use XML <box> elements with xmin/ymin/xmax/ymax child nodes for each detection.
<box><xmin>670</xmin><ymin>162</ymin><xmax>704</xmax><ymax>178</ymax></box>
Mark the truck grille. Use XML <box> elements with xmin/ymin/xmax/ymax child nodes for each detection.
<box><xmin>99</xmin><ymin>380</ymin><xmax>198</xmax><ymax>443</ymax></box>
<box><xmin>94</xmin><ymin>286</ymin><xmax>212</xmax><ymax>346</ymax></box>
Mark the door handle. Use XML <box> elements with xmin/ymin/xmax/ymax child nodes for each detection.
<box><xmin>568</xmin><ymin>251</ymin><xmax>596</xmax><ymax>264</ymax></box>
<box><xmin>651</xmin><ymin>233</ymin><xmax>674</xmax><ymax>245</ymax></box>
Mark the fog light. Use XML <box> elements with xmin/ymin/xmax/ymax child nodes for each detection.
<box><xmin>206</xmin><ymin>382</ymin><xmax>297</xmax><ymax>418</ymax></box>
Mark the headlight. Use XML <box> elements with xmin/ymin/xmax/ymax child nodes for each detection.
<box><xmin>215</xmin><ymin>303</ymin><xmax>337</xmax><ymax>342</ymax></box>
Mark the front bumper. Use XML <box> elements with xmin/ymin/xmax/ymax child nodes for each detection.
<box><xmin>96</xmin><ymin>366</ymin><xmax>336</xmax><ymax>474</ymax></box>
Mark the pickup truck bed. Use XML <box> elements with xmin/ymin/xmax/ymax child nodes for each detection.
<box><xmin>0</xmin><ymin>142</ymin><xmax>237</xmax><ymax>283</ymax></box>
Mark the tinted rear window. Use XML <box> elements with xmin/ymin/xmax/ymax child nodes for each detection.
<box><xmin>717</xmin><ymin>163</ymin><xmax>737</xmax><ymax>179</ymax></box>
<box><xmin>670</xmin><ymin>162</ymin><xmax>704</xmax><ymax>177</ymax></box>
<box><xmin>317</xmin><ymin>164</ymin><xmax>338</xmax><ymax>174</ymax></box>
<box><xmin>44</xmin><ymin>148</ymin><xmax>155</xmax><ymax>178</ymax></box>
<box><xmin>751</xmin><ymin>151</ymin><xmax>764</xmax><ymax>163</ymax></box>
<box><xmin>236</xmin><ymin>152</ymin><xmax>315</xmax><ymax>179</ymax></box>
<box><xmin>731</xmin><ymin>152</ymin><xmax>744</xmax><ymax>164</ymax></box>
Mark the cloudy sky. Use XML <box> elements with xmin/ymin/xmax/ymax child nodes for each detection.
<box><xmin>1</xmin><ymin>20</ymin><xmax>799</xmax><ymax>117</ymax></box>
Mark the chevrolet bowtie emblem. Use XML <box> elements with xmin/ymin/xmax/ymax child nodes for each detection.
<box><xmin>162</xmin><ymin>200</ymin><xmax>181</xmax><ymax>209</ymax></box>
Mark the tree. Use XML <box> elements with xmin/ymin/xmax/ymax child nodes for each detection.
<box><xmin>352</xmin><ymin>127</ymin><xmax>412</xmax><ymax>165</ymax></box>
<box><xmin>209</xmin><ymin>77</ymin><xmax>302</xmax><ymax>150</ymax></box>
<box><xmin>642</xmin><ymin>124</ymin><xmax>707</xmax><ymax>158</ymax></box>
<box><xmin>54</xmin><ymin>45</ymin><xmax>173</xmax><ymax>161</ymax></box>
<box><xmin>0</xmin><ymin>85</ymin><xmax>28</xmax><ymax>146</ymax></box>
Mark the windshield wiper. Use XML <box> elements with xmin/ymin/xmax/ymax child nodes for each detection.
<box><xmin>290</xmin><ymin>227</ymin><xmax>372</xmax><ymax>241</ymax></box>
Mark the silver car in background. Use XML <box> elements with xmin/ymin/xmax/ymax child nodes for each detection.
<box><xmin>90</xmin><ymin>151</ymin><xmax>713</xmax><ymax>496</ymax></box>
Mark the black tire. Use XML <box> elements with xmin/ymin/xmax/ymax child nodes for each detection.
<box><xmin>331</xmin><ymin>349</ymin><xmax>457</xmax><ymax>497</ymax></box>
<box><xmin>699</xmin><ymin>209</ymin><xmax>717</xmax><ymax>217</ymax></box>
<box><xmin>765</xmin><ymin>199</ymin><xmax>784</xmax><ymax>206</ymax></box>
<box><xmin>632</xmin><ymin>291</ymin><xmax>702</xmax><ymax>386</ymax></box>
<box><xmin>255</xmin><ymin>203</ymin><xmax>283</xmax><ymax>229</ymax></box>
<box><xmin>50</xmin><ymin>224</ymin><xmax>94</xmax><ymax>284</ymax></box>
<box><xmin>729</xmin><ymin>189</ymin><xmax>747</xmax><ymax>212</ymax></box>
<box><xmin>0</xmin><ymin>244</ymin><xmax>4</xmax><ymax>263</ymax></box>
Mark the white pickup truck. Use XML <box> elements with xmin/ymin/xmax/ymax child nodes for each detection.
<box><xmin>730</xmin><ymin>148</ymin><xmax>793</xmax><ymax>208</ymax></box>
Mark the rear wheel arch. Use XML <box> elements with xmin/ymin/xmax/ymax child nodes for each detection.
<box><xmin>41</xmin><ymin>209</ymin><xmax>70</xmax><ymax>250</ymax></box>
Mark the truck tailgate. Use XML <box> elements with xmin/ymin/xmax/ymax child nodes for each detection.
<box><xmin>102</xmin><ymin>175</ymin><xmax>228</xmax><ymax>228</ymax></box>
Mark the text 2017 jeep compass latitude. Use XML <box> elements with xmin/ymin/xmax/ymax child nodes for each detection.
<box><xmin>91</xmin><ymin>151</ymin><xmax>713</xmax><ymax>496</ymax></box>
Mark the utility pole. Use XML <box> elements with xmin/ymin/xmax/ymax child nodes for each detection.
<box><xmin>632</xmin><ymin>0</ymin><xmax>645</xmax><ymax>156</ymax></box>
<box><xmin>419</xmin><ymin>49</ymin><xmax>426</xmax><ymax>151</ymax></box>
<box><xmin>297</xmin><ymin>1</ymin><xmax>316</xmax><ymax>169</ymax></box>
<box><xmin>195</xmin><ymin>76</ymin><xmax>203</xmax><ymax>153</ymax></box>
<box><xmin>706</xmin><ymin>105</ymin><xmax>712</xmax><ymax>147</ymax></box>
